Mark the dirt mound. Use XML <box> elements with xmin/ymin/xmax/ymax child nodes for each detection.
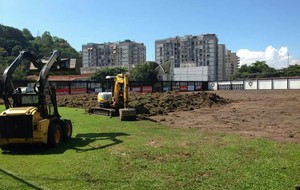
<box><xmin>57</xmin><ymin>93</ymin><xmax>97</xmax><ymax>111</ymax></box>
<box><xmin>128</xmin><ymin>91</ymin><xmax>229</xmax><ymax>116</ymax></box>
<box><xmin>56</xmin><ymin>91</ymin><xmax>229</xmax><ymax>117</ymax></box>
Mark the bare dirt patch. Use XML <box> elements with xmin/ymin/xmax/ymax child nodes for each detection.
<box><xmin>151</xmin><ymin>90</ymin><xmax>300</xmax><ymax>143</ymax></box>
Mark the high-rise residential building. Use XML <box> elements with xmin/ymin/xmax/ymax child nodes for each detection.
<box><xmin>155</xmin><ymin>34</ymin><xmax>219</xmax><ymax>81</ymax></box>
<box><xmin>225</xmin><ymin>50</ymin><xmax>240</xmax><ymax>80</ymax></box>
<box><xmin>81</xmin><ymin>40</ymin><xmax>146</xmax><ymax>74</ymax></box>
<box><xmin>155</xmin><ymin>34</ymin><xmax>240</xmax><ymax>81</ymax></box>
<box><xmin>218</xmin><ymin>44</ymin><xmax>226</xmax><ymax>81</ymax></box>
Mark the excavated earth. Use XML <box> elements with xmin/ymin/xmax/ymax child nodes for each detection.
<box><xmin>150</xmin><ymin>90</ymin><xmax>300</xmax><ymax>143</ymax></box>
<box><xmin>56</xmin><ymin>91</ymin><xmax>229</xmax><ymax>116</ymax></box>
<box><xmin>56</xmin><ymin>90</ymin><xmax>300</xmax><ymax>143</ymax></box>
<box><xmin>1</xmin><ymin>90</ymin><xmax>297</xmax><ymax>143</ymax></box>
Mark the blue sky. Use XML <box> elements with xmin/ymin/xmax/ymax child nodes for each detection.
<box><xmin>1</xmin><ymin>0</ymin><xmax>299</xmax><ymax>68</ymax></box>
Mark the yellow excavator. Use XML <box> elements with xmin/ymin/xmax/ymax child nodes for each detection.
<box><xmin>0</xmin><ymin>50</ymin><xmax>72</xmax><ymax>149</ymax></box>
<box><xmin>89</xmin><ymin>73</ymin><xmax>136</xmax><ymax>121</ymax></box>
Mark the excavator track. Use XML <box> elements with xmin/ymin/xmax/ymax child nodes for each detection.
<box><xmin>89</xmin><ymin>107</ymin><xmax>117</xmax><ymax>117</ymax></box>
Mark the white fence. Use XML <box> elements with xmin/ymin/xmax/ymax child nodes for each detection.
<box><xmin>208</xmin><ymin>78</ymin><xmax>300</xmax><ymax>90</ymax></box>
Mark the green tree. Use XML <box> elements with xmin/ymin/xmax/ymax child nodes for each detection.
<box><xmin>41</xmin><ymin>31</ymin><xmax>54</xmax><ymax>47</ymax></box>
<box><xmin>0</xmin><ymin>25</ymin><xmax>26</xmax><ymax>55</ymax></box>
<box><xmin>53</xmin><ymin>37</ymin><xmax>80</xmax><ymax>59</ymax></box>
<box><xmin>91</xmin><ymin>67</ymin><xmax>128</xmax><ymax>81</ymax></box>
<box><xmin>12</xmin><ymin>63</ymin><xmax>28</xmax><ymax>80</ymax></box>
<box><xmin>11</xmin><ymin>45</ymin><xmax>23</xmax><ymax>56</ymax></box>
<box><xmin>0</xmin><ymin>56</ymin><xmax>8</xmax><ymax>75</ymax></box>
<box><xmin>232</xmin><ymin>61</ymin><xmax>279</xmax><ymax>79</ymax></box>
<box><xmin>33</xmin><ymin>32</ymin><xmax>54</xmax><ymax>57</ymax></box>
<box><xmin>22</xmin><ymin>28</ymin><xmax>34</xmax><ymax>41</ymax></box>
<box><xmin>130</xmin><ymin>61</ymin><xmax>159</xmax><ymax>81</ymax></box>
<box><xmin>0</xmin><ymin>47</ymin><xmax>8</xmax><ymax>57</ymax></box>
<box><xmin>280</xmin><ymin>64</ymin><xmax>300</xmax><ymax>77</ymax></box>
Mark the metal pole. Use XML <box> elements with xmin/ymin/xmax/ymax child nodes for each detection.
<box><xmin>287</xmin><ymin>52</ymin><xmax>290</xmax><ymax>77</ymax></box>
<box><xmin>288</xmin><ymin>52</ymin><xmax>290</xmax><ymax>66</ymax></box>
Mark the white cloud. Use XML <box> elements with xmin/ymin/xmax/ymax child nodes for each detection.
<box><xmin>237</xmin><ymin>46</ymin><xmax>300</xmax><ymax>69</ymax></box>
<box><xmin>291</xmin><ymin>59</ymin><xmax>300</xmax><ymax>65</ymax></box>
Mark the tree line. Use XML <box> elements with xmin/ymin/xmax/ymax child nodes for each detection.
<box><xmin>231</xmin><ymin>61</ymin><xmax>300</xmax><ymax>80</ymax></box>
<box><xmin>91</xmin><ymin>62</ymin><xmax>159</xmax><ymax>82</ymax></box>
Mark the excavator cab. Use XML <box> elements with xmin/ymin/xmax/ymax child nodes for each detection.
<box><xmin>0</xmin><ymin>50</ymin><xmax>72</xmax><ymax>149</ymax></box>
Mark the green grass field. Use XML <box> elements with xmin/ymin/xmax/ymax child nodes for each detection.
<box><xmin>1</xmin><ymin>106</ymin><xmax>300</xmax><ymax>189</ymax></box>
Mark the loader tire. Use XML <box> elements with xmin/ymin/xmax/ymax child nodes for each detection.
<box><xmin>0</xmin><ymin>145</ymin><xmax>10</xmax><ymax>151</ymax></box>
<box><xmin>47</xmin><ymin>123</ymin><xmax>62</xmax><ymax>147</ymax></box>
<box><xmin>62</xmin><ymin>119</ymin><xmax>72</xmax><ymax>141</ymax></box>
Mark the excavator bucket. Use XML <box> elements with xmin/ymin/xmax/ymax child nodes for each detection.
<box><xmin>119</xmin><ymin>108</ymin><xmax>137</xmax><ymax>121</ymax></box>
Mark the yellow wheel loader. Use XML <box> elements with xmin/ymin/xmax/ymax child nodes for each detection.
<box><xmin>0</xmin><ymin>50</ymin><xmax>72</xmax><ymax>149</ymax></box>
<box><xmin>89</xmin><ymin>73</ymin><xmax>136</xmax><ymax>121</ymax></box>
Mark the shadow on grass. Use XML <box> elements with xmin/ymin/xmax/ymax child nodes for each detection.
<box><xmin>74</xmin><ymin>132</ymin><xmax>130</xmax><ymax>152</ymax></box>
<box><xmin>1</xmin><ymin>132</ymin><xmax>130</xmax><ymax>155</ymax></box>
<box><xmin>0</xmin><ymin>168</ymin><xmax>43</xmax><ymax>190</ymax></box>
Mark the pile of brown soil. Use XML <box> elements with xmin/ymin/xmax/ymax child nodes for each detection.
<box><xmin>57</xmin><ymin>93</ymin><xmax>98</xmax><ymax>110</ymax></box>
<box><xmin>128</xmin><ymin>91</ymin><xmax>229</xmax><ymax>116</ymax></box>
<box><xmin>56</xmin><ymin>91</ymin><xmax>229</xmax><ymax>117</ymax></box>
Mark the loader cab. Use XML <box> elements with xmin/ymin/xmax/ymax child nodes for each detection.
<box><xmin>11</xmin><ymin>85</ymin><xmax>59</xmax><ymax>119</ymax></box>
<box><xmin>12</xmin><ymin>87</ymin><xmax>39</xmax><ymax>107</ymax></box>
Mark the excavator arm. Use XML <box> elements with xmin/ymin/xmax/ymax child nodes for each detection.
<box><xmin>111</xmin><ymin>73</ymin><xmax>129</xmax><ymax>108</ymax></box>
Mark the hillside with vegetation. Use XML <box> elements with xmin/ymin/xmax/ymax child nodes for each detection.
<box><xmin>0</xmin><ymin>24</ymin><xmax>81</xmax><ymax>79</ymax></box>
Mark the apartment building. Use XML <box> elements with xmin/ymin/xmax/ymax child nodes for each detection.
<box><xmin>155</xmin><ymin>34</ymin><xmax>219</xmax><ymax>81</ymax></box>
<box><xmin>81</xmin><ymin>40</ymin><xmax>146</xmax><ymax>74</ymax></box>
<box><xmin>155</xmin><ymin>34</ymin><xmax>241</xmax><ymax>81</ymax></box>
<box><xmin>217</xmin><ymin>44</ymin><xmax>226</xmax><ymax>81</ymax></box>
<box><xmin>225</xmin><ymin>50</ymin><xmax>240</xmax><ymax>80</ymax></box>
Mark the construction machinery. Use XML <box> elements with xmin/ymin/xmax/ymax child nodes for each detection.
<box><xmin>89</xmin><ymin>73</ymin><xmax>137</xmax><ymax>121</ymax></box>
<box><xmin>0</xmin><ymin>50</ymin><xmax>72</xmax><ymax>148</ymax></box>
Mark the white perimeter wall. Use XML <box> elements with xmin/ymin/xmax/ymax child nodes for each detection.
<box><xmin>289</xmin><ymin>79</ymin><xmax>300</xmax><ymax>89</ymax></box>
<box><xmin>208</xmin><ymin>82</ymin><xmax>218</xmax><ymax>90</ymax></box>
<box><xmin>211</xmin><ymin>78</ymin><xmax>300</xmax><ymax>90</ymax></box>
<box><xmin>258</xmin><ymin>80</ymin><xmax>272</xmax><ymax>89</ymax></box>
<box><xmin>273</xmin><ymin>79</ymin><xmax>288</xmax><ymax>89</ymax></box>
<box><xmin>244</xmin><ymin>80</ymin><xmax>257</xmax><ymax>90</ymax></box>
